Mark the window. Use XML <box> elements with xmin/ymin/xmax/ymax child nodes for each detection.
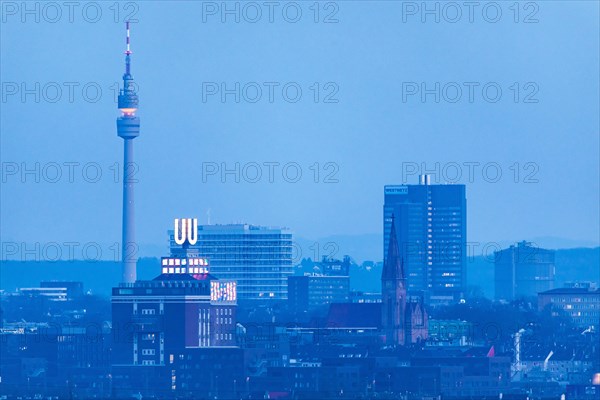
<box><xmin>142</xmin><ymin>309</ymin><xmax>156</xmax><ymax>315</ymax></box>
<box><xmin>142</xmin><ymin>349</ymin><xmax>156</xmax><ymax>356</ymax></box>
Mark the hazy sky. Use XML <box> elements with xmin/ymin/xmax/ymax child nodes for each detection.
<box><xmin>2</xmin><ymin>1</ymin><xmax>599</xmax><ymax>258</ymax></box>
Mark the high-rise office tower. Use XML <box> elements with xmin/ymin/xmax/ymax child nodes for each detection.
<box><xmin>495</xmin><ymin>241</ymin><xmax>555</xmax><ymax>301</ymax></box>
<box><xmin>383</xmin><ymin>175</ymin><xmax>467</xmax><ymax>304</ymax></box>
<box><xmin>169</xmin><ymin>223</ymin><xmax>293</xmax><ymax>303</ymax></box>
<box><xmin>116</xmin><ymin>22</ymin><xmax>140</xmax><ymax>283</ymax></box>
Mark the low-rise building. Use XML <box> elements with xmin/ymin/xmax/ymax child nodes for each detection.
<box><xmin>538</xmin><ymin>287</ymin><xmax>600</xmax><ymax>327</ymax></box>
<box><xmin>288</xmin><ymin>274</ymin><xmax>350</xmax><ymax>313</ymax></box>
<box><xmin>111</xmin><ymin>252</ymin><xmax>240</xmax><ymax>398</ymax></box>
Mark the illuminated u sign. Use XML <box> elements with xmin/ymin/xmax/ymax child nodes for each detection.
<box><xmin>174</xmin><ymin>218</ymin><xmax>198</xmax><ymax>245</ymax></box>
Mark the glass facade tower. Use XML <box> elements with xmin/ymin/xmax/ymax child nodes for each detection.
<box><xmin>169</xmin><ymin>224</ymin><xmax>293</xmax><ymax>302</ymax></box>
<box><xmin>383</xmin><ymin>176</ymin><xmax>467</xmax><ymax>304</ymax></box>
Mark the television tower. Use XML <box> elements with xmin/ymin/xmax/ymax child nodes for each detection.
<box><xmin>117</xmin><ymin>21</ymin><xmax>140</xmax><ymax>283</ymax></box>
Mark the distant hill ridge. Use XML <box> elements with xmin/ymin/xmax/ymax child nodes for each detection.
<box><xmin>1</xmin><ymin>248</ymin><xmax>598</xmax><ymax>298</ymax></box>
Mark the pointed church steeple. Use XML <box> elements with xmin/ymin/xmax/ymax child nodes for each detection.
<box><xmin>382</xmin><ymin>214</ymin><xmax>405</xmax><ymax>282</ymax></box>
<box><xmin>381</xmin><ymin>215</ymin><xmax>428</xmax><ymax>347</ymax></box>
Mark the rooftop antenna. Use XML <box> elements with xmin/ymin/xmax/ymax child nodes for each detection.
<box><xmin>126</xmin><ymin>21</ymin><xmax>132</xmax><ymax>53</ymax></box>
<box><xmin>125</xmin><ymin>21</ymin><xmax>132</xmax><ymax>75</ymax></box>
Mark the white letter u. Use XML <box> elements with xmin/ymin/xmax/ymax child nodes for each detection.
<box><xmin>187</xmin><ymin>218</ymin><xmax>198</xmax><ymax>245</ymax></box>
<box><xmin>174</xmin><ymin>218</ymin><xmax>186</xmax><ymax>245</ymax></box>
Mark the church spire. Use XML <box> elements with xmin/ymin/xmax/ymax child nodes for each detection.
<box><xmin>382</xmin><ymin>214</ymin><xmax>405</xmax><ymax>282</ymax></box>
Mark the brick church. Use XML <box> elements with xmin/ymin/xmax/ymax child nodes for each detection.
<box><xmin>381</xmin><ymin>215</ymin><xmax>428</xmax><ymax>346</ymax></box>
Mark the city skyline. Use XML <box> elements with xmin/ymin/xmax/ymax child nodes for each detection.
<box><xmin>2</xmin><ymin>3</ymin><xmax>599</xmax><ymax>398</ymax></box>
<box><xmin>2</xmin><ymin>2</ymin><xmax>599</xmax><ymax>252</ymax></box>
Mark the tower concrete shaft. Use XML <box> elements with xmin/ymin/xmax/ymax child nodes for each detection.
<box><xmin>121</xmin><ymin>138</ymin><xmax>136</xmax><ymax>282</ymax></box>
<box><xmin>117</xmin><ymin>21</ymin><xmax>140</xmax><ymax>283</ymax></box>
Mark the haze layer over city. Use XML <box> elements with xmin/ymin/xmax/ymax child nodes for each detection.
<box><xmin>1</xmin><ymin>2</ymin><xmax>599</xmax><ymax>400</ymax></box>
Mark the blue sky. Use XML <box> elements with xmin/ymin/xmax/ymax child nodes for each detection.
<box><xmin>2</xmin><ymin>1</ymin><xmax>599</xmax><ymax>259</ymax></box>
